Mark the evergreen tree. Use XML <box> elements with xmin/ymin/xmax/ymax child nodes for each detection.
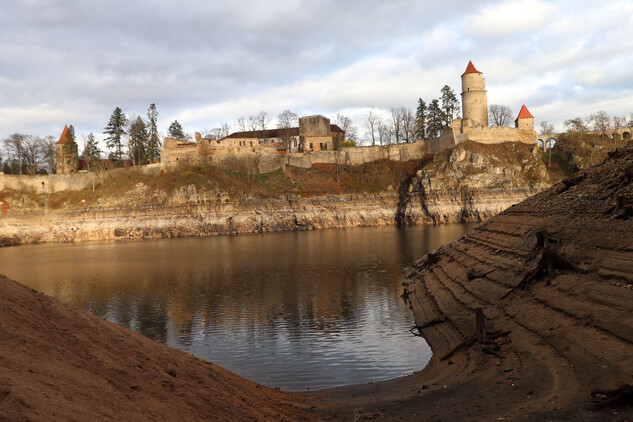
<box><xmin>440</xmin><ymin>85</ymin><xmax>459</xmax><ymax>128</ymax></box>
<box><xmin>147</xmin><ymin>103</ymin><xmax>161</xmax><ymax>161</ymax></box>
<box><xmin>68</xmin><ymin>125</ymin><xmax>76</xmax><ymax>143</ymax></box>
<box><xmin>427</xmin><ymin>99</ymin><xmax>443</xmax><ymax>139</ymax></box>
<box><xmin>414</xmin><ymin>98</ymin><xmax>427</xmax><ymax>140</ymax></box>
<box><xmin>129</xmin><ymin>116</ymin><xmax>149</xmax><ymax>165</ymax></box>
<box><xmin>104</xmin><ymin>107</ymin><xmax>127</xmax><ymax>162</ymax></box>
<box><xmin>168</xmin><ymin>120</ymin><xmax>186</xmax><ymax>141</ymax></box>
<box><xmin>82</xmin><ymin>133</ymin><xmax>102</xmax><ymax>169</ymax></box>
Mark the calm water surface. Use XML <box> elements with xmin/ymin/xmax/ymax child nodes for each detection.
<box><xmin>0</xmin><ymin>224</ymin><xmax>472</xmax><ymax>390</ymax></box>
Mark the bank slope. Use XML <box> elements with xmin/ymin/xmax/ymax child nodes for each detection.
<box><xmin>405</xmin><ymin>143</ymin><xmax>633</xmax><ymax>420</ymax></box>
<box><xmin>315</xmin><ymin>143</ymin><xmax>633</xmax><ymax>421</ymax></box>
<box><xmin>0</xmin><ymin>274</ymin><xmax>314</xmax><ymax>421</ymax></box>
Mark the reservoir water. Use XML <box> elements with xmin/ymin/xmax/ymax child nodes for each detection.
<box><xmin>0</xmin><ymin>224</ymin><xmax>472</xmax><ymax>391</ymax></box>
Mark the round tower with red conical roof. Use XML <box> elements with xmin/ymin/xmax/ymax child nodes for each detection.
<box><xmin>461</xmin><ymin>61</ymin><xmax>488</xmax><ymax>127</ymax></box>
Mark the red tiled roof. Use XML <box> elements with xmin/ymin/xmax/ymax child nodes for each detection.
<box><xmin>461</xmin><ymin>61</ymin><xmax>482</xmax><ymax>77</ymax></box>
<box><xmin>515</xmin><ymin>105</ymin><xmax>534</xmax><ymax>120</ymax></box>
<box><xmin>56</xmin><ymin>125</ymin><xmax>74</xmax><ymax>145</ymax></box>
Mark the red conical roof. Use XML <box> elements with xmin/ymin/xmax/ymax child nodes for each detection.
<box><xmin>462</xmin><ymin>61</ymin><xmax>482</xmax><ymax>76</ymax></box>
<box><xmin>515</xmin><ymin>105</ymin><xmax>534</xmax><ymax>120</ymax></box>
<box><xmin>56</xmin><ymin>125</ymin><xmax>73</xmax><ymax>144</ymax></box>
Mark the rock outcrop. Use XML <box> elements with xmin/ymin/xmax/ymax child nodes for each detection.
<box><xmin>317</xmin><ymin>142</ymin><xmax>633</xmax><ymax>420</ymax></box>
<box><xmin>398</xmin><ymin>141</ymin><xmax>549</xmax><ymax>225</ymax></box>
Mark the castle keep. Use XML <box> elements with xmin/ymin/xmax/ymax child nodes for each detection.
<box><xmin>431</xmin><ymin>61</ymin><xmax>537</xmax><ymax>151</ymax></box>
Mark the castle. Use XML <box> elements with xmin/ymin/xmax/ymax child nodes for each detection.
<box><xmin>430</xmin><ymin>61</ymin><xmax>537</xmax><ymax>151</ymax></box>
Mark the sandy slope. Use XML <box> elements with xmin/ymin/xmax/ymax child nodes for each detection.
<box><xmin>0</xmin><ymin>274</ymin><xmax>315</xmax><ymax>421</ymax></box>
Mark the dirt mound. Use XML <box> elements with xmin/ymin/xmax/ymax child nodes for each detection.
<box><xmin>0</xmin><ymin>275</ymin><xmax>314</xmax><ymax>421</ymax></box>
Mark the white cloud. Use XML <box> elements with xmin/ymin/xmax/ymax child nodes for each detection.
<box><xmin>0</xmin><ymin>0</ymin><xmax>632</xmax><ymax>146</ymax></box>
<box><xmin>465</xmin><ymin>0</ymin><xmax>558</xmax><ymax>39</ymax></box>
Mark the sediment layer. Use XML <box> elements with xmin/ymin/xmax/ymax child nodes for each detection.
<box><xmin>316</xmin><ymin>143</ymin><xmax>633</xmax><ymax>420</ymax></box>
<box><xmin>0</xmin><ymin>189</ymin><xmax>538</xmax><ymax>247</ymax></box>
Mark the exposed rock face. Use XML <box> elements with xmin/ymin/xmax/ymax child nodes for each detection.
<box><xmin>0</xmin><ymin>141</ymin><xmax>552</xmax><ymax>247</ymax></box>
<box><xmin>399</xmin><ymin>141</ymin><xmax>549</xmax><ymax>225</ymax></box>
<box><xmin>395</xmin><ymin>142</ymin><xmax>633</xmax><ymax>420</ymax></box>
<box><xmin>0</xmin><ymin>194</ymin><xmax>403</xmax><ymax>246</ymax></box>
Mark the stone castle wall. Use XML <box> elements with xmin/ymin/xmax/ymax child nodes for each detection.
<box><xmin>0</xmin><ymin>164</ymin><xmax>162</xmax><ymax>193</ymax></box>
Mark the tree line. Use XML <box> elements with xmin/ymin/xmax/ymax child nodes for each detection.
<box><xmin>364</xmin><ymin>85</ymin><xmax>459</xmax><ymax>146</ymax></box>
<box><xmin>0</xmin><ymin>103</ymin><xmax>190</xmax><ymax>174</ymax></box>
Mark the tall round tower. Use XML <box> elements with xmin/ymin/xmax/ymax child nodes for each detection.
<box><xmin>461</xmin><ymin>61</ymin><xmax>488</xmax><ymax>127</ymax></box>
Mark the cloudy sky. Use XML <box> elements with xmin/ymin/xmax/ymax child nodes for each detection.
<box><xmin>1</xmin><ymin>0</ymin><xmax>632</xmax><ymax>145</ymax></box>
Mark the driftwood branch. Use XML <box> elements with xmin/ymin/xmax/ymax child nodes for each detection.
<box><xmin>467</xmin><ymin>269</ymin><xmax>495</xmax><ymax>281</ymax></box>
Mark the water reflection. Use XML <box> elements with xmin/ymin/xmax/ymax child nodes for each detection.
<box><xmin>0</xmin><ymin>224</ymin><xmax>472</xmax><ymax>390</ymax></box>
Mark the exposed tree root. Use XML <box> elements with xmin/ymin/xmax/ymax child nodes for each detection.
<box><xmin>590</xmin><ymin>383</ymin><xmax>633</xmax><ymax>409</ymax></box>
<box><xmin>440</xmin><ymin>308</ymin><xmax>510</xmax><ymax>361</ymax></box>
<box><xmin>502</xmin><ymin>248</ymin><xmax>578</xmax><ymax>299</ymax></box>
<box><xmin>410</xmin><ymin>318</ymin><xmax>447</xmax><ymax>336</ymax></box>
<box><xmin>503</xmin><ymin>229</ymin><xmax>580</xmax><ymax>299</ymax></box>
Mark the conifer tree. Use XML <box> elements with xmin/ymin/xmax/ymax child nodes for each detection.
<box><xmin>129</xmin><ymin>116</ymin><xmax>149</xmax><ymax>165</ymax></box>
<box><xmin>427</xmin><ymin>99</ymin><xmax>443</xmax><ymax>139</ymax></box>
<box><xmin>414</xmin><ymin>98</ymin><xmax>427</xmax><ymax>140</ymax></box>
<box><xmin>147</xmin><ymin>103</ymin><xmax>160</xmax><ymax>161</ymax></box>
<box><xmin>68</xmin><ymin>125</ymin><xmax>77</xmax><ymax>144</ymax></box>
<box><xmin>81</xmin><ymin>133</ymin><xmax>102</xmax><ymax>169</ymax></box>
<box><xmin>440</xmin><ymin>85</ymin><xmax>459</xmax><ymax>128</ymax></box>
<box><xmin>104</xmin><ymin>107</ymin><xmax>128</xmax><ymax>161</ymax></box>
<box><xmin>168</xmin><ymin>120</ymin><xmax>187</xmax><ymax>141</ymax></box>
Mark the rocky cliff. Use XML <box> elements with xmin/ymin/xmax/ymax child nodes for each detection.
<box><xmin>398</xmin><ymin>141</ymin><xmax>549</xmax><ymax>225</ymax></box>
<box><xmin>0</xmin><ymin>141</ymin><xmax>551</xmax><ymax>247</ymax></box>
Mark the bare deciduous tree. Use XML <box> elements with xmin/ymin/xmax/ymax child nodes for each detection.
<box><xmin>391</xmin><ymin>107</ymin><xmax>403</xmax><ymax>144</ymax></box>
<box><xmin>21</xmin><ymin>136</ymin><xmax>45</xmax><ymax>175</ymax></box>
<box><xmin>564</xmin><ymin>117</ymin><xmax>587</xmax><ymax>133</ymax></box>
<box><xmin>277</xmin><ymin>110</ymin><xmax>298</xmax><ymax>151</ymax></box>
<box><xmin>3</xmin><ymin>133</ymin><xmax>28</xmax><ymax>174</ymax></box>
<box><xmin>378</xmin><ymin>120</ymin><xmax>392</xmax><ymax>146</ymax></box>
<box><xmin>401</xmin><ymin>107</ymin><xmax>415</xmax><ymax>143</ymax></box>
<box><xmin>210</xmin><ymin>123</ymin><xmax>231</xmax><ymax>140</ymax></box>
<box><xmin>613</xmin><ymin>116</ymin><xmax>627</xmax><ymax>130</ymax></box>
<box><xmin>42</xmin><ymin>136</ymin><xmax>57</xmax><ymax>174</ymax></box>
<box><xmin>488</xmin><ymin>104</ymin><xmax>513</xmax><ymax>127</ymax></box>
<box><xmin>333</xmin><ymin>114</ymin><xmax>358</xmax><ymax>145</ymax></box>
<box><xmin>590</xmin><ymin>110</ymin><xmax>611</xmax><ymax>134</ymax></box>
<box><xmin>365</xmin><ymin>106</ymin><xmax>379</xmax><ymax>146</ymax></box>
<box><xmin>236</xmin><ymin>117</ymin><xmax>248</xmax><ymax>133</ymax></box>
<box><xmin>248</xmin><ymin>111</ymin><xmax>270</xmax><ymax>142</ymax></box>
